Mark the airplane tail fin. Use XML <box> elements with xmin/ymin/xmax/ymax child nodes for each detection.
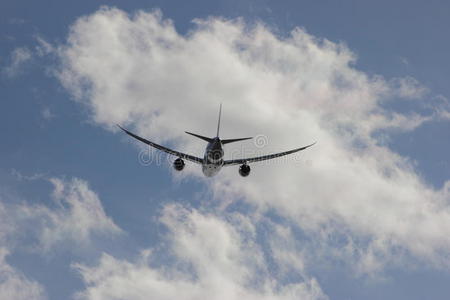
<box><xmin>221</xmin><ymin>137</ymin><xmax>253</xmax><ymax>144</ymax></box>
<box><xmin>185</xmin><ymin>131</ymin><xmax>213</xmax><ymax>143</ymax></box>
<box><xmin>216</xmin><ymin>103</ymin><xmax>222</xmax><ymax>137</ymax></box>
<box><xmin>186</xmin><ymin>104</ymin><xmax>251</xmax><ymax>144</ymax></box>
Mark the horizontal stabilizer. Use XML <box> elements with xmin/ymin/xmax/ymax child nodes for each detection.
<box><xmin>185</xmin><ymin>131</ymin><xmax>213</xmax><ymax>143</ymax></box>
<box><xmin>221</xmin><ymin>137</ymin><xmax>253</xmax><ymax>144</ymax></box>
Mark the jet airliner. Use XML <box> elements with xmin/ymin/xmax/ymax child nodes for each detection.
<box><xmin>118</xmin><ymin>105</ymin><xmax>315</xmax><ymax>177</ymax></box>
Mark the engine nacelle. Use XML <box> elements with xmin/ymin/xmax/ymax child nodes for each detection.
<box><xmin>239</xmin><ymin>164</ymin><xmax>250</xmax><ymax>177</ymax></box>
<box><xmin>173</xmin><ymin>158</ymin><xmax>185</xmax><ymax>171</ymax></box>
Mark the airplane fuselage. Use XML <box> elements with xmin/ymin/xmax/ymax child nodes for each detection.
<box><xmin>202</xmin><ymin>137</ymin><xmax>224</xmax><ymax>177</ymax></box>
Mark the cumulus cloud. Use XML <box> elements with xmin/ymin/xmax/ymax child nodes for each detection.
<box><xmin>56</xmin><ymin>6</ymin><xmax>450</xmax><ymax>280</ymax></box>
<box><xmin>0</xmin><ymin>177</ymin><xmax>122</xmax><ymax>299</ymax></box>
<box><xmin>0</xmin><ymin>248</ymin><xmax>46</xmax><ymax>300</ymax></box>
<box><xmin>0</xmin><ymin>177</ymin><xmax>121</xmax><ymax>253</ymax></box>
<box><xmin>30</xmin><ymin>177</ymin><xmax>122</xmax><ymax>252</ymax></box>
<box><xmin>74</xmin><ymin>204</ymin><xmax>326</xmax><ymax>300</ymax></box>
<box><xmin>389</xmin><ymin>76</ymin><xmax>428</xmax><ymax>99</ymax></box>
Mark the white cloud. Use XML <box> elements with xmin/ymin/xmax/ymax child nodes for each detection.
<box><xmin>74</xmin><ymin>204</ymin><xmax>327</xmax><ymax>300</ymax></box>
<box><xmin>56</xmin><ymin>6</ymin><xmax>450</xmax><ymax>278</ymax></box>
<box><xmin>2</xmin><ymin>47</ymin><xmax>32</xmax><ymax>78</ymax></box>
<box><xmin>399</xmin><ymin>56</ymin><xmax>409</xmax><ymax>66</ymax></box>
<box><xmin>389</xmin><ymin>76</ymin><xmax>428</xmax><ymax>99</ymax></box>
<box><xmin>0</xmin><ymin>177</ymin><xmax>122</xmax><ymax>253</ymax></box>
<box><xmin>35</xmin><ymin>36</ymin><xmax>55</xmax><ymax>57</ymax></box>
<box><xmin>0</xmin><ymin>177</ymin><xmax>122</xmax><ymax>299</ymax></box>
<box><xmin>8</xmin><ymin>18</ymin><xmax>26</xmax><ymax>25</ymax></box>
<box><xmin>32</xmin><ymin>178</ymin><xmax>122</xmax><ymax>252</ymax></box>
<box><xmin>41</xmin><ymin>107</ymin><xmax>54</xmax><ymax>120</ymax></box>
<box><xmin>0</xmin><ymin>248</ymin><xmax>46</xmax><ymax>300</ymax></box>
<box><xmin>10</xmin><ymin>169</ymin><xmax>46</xmax><ymax>181</ymax></box>
<box><xmin>430</xmin><ymin>95</ymin><xmax>450</xmax><ymax>121</ymax></box>
<box><xmin>1</xmin><ymin>37</ymin><xmax>54</xmax><ymax>79</ymax></box>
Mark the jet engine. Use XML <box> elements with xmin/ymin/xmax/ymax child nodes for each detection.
<box><xmin>173</xmin><ymin>158</ymin><xmax>185</xmax><ymax>171</ymax></box>
<box><xmin>239</xmin><ymin>164</ymin><xmax>250</xmax><ymax>177</ymax></box>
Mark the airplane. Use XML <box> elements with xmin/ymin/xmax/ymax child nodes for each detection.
<box><xmin>117</xmin><ymin>104</ymin><xmax>315</xmax><ymax>177</ymax></box>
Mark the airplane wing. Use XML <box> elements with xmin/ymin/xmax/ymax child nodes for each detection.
<box><xmin>117</xmin><ymin>125</ymin><xmax>203</xmax><ymax>164</ymax></box>
<box><xmin>223</xmin><ymin>142</ymin><xmax>315</xmax><ymax>166</ymax></box>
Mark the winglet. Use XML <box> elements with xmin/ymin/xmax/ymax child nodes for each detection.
<box><xmin>117</xmin><ymin>124</ymin><xmax>126</xmax><ymax>131</ymax></box>
<box><xmin>301</xmin><ymin>141</ymin><xmax>317</xmax><ymax>150</ymax></box>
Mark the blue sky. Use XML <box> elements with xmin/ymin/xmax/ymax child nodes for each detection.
<box><xmin>1</xmin><ymin>1</ymin><xmax>450</xmax><ymax>299</ymax></box>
